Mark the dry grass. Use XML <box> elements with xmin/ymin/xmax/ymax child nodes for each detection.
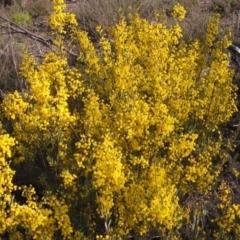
<box><xmin>69</xmin><ymin>0</ymin><xmax>166</xmax><ymax>40</ymax></box>
<box><xmin>0</xmin><ymin>32</ymin><xmax>26</xmax><ymax>94</ymax></box>
<box><xmin>22</xmin><ymin>0</ymin><xmax>52</xmax><ymax>18</ymax></box>
<box><xmin>68</xmin><ymin>0</ymin><xmax>205</xmax><ymax>42</ymax></box>
<box><xmin>0</xmin><ymin>0</ymin><xmax>53</xmax><ymax>95</ymax></box>
<box><xmin>67</xmin><ymin>0</ymin><xmax>240</xmax><ymax>44</ymax></box>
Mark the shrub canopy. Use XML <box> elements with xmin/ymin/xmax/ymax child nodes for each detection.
<box><xmin>0</xmin><ymin>0</ymin><xmax>238</xmax><ymax>239</ymax></box>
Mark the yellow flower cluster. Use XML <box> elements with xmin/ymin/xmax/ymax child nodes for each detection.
<box><xmin>93</xmin><ymin>134</ymin><xmax>125</xmax><ymax>216</ymax></box>
<box><xmin>216</xmin><ymin>204</ymin><xmax>240</xmax><ymax>237</ymax></box>
<box><xmin>47</xmin><ymin>195</ymin><xmax>73</xmax><ymax>237</ymax></box>
<box><xmin>205</xmin><ymin>14</ymin><xmax>222</xmax><ymax>48</ymax></box>
<box><xmin>0</xmin><ymin>127</ymin><xmax>73</xmax><ymax>239</ymax></box>
<box><xmin>114</xmin><ymin>166</ymin><xmax>181</xmax><ymax>236</ymax></box>
<box><xmin>48</xmin><ymin>0</ymin><xmax>77</xmax><ymax>34</ymax></box>
<box><xmin>0</xmin><ymin>128</ymin><xmax>16</xmax><ymax>209</ymax></box>
<box><xmin>217</xmin><ymin>180</ymin><xmax>232</xmax><ymax>209</ymax></box>
<box><xmin>1</xmin><ymin>193</ymin><xmax>73</xmax><ymax>239</ymax></box>
<box><xmin>171</xmin><ymin>3</ymin><xmax>187</xmax><ymax>21</ymax></box>
<box><xmin>60</xmin><ymin>170</ymin><xmax>77</xmax><ymax>188</ymax></box>
<box><xmin>2</xmin><ymin>52</ymin><xmax>84</xmax><ymax>166</ymax></box>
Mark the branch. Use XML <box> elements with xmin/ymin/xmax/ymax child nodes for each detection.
<box><xmin>0</xmin><ymin>14</ymin><xmax>79</xmax><ymax>58</ymax></box>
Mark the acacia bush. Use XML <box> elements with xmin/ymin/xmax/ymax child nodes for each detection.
<box><xmin>0</xmin><ymin>0</ymin><xmax>239</xmax><ymax>239</ymax></box>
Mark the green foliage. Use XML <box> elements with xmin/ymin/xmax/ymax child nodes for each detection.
<box><xmin>12</xmin><ymin>12</ymin><xmax>31</xmax><ymax>25</ymax></box>
<box><xmin>0</xmin><ymin>0</ymin><xmax>239</xmax><ymax>239</ymax></box>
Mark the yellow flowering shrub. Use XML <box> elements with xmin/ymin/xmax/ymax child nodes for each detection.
<box><xmin>0</xmin><ymin>127</ymin><xmax>16</xmax><ymax>209</ymax></box>
<box><xmin>0</xmin><ymin>1</ymin><xmax>238</xmax><ymax>239</ymax></box>
<box><xmin>215</xmin><ymin>203</ymin><xmax>240</xmax><ymax>238</ymax></box>
<box><xmin>0</xmin><ymin>125</ymin><xmax>73</xmax><ymax>239</ymax></box>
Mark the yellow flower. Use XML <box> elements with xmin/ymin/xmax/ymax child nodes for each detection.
<box><xmin>172</xmin><ymin>3</ymin><xmax>186</xmax><ymax>21</ymax></box>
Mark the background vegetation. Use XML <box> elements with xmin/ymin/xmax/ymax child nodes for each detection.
<box><xmin>0</xmin><ymin>0</ymin><xmax>240</xmax><ymax>239</ymax></box>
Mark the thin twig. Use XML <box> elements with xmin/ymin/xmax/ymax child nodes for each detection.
<box><xmin>0</xmin><ymin>14</ymin><xmax>80</xmax><ymax>58</ymax></box>
<box><xmin>238</xmin><ymin>10</ymin><xmax>240</xmax><ymax>42</ymax></box>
